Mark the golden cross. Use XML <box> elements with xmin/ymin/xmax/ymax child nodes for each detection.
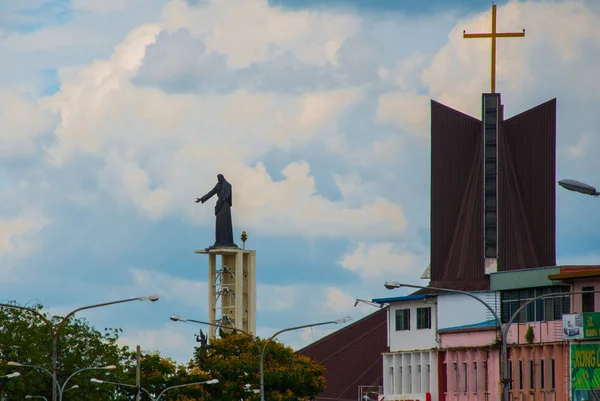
<box><xmin>463</xmin><ymin>4</ymin><xmax>525</xmax><ymax>93</ymax></box>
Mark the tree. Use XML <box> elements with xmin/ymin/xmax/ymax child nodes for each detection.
<box><xmin>0</xmin><ymin>302</ymin><xmax>213</xmax><ymax>401</ymax></box>
<box><xmin>192</xmin><ymin>332</ymin><xmax>326</xmax><ymax>401</ymax></box>
<box><xmin>0</xmin><ymin>302</ymin><xmax>125</xmax><ymax>400</ymax></box>
<box><xmin>111</xmin><ymin>351</ymin><xmax>212</xmax><ymax>401</ymax></box>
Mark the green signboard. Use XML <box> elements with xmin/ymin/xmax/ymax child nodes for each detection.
<box><xmin>585</xmin><ymin>313</ymin><xmax>600</xmax><ymax>339</ymax></box>
<box><xmin>571</xmin><ymin>343</ymin><xmax>600</xmax><ymax>401</ymax></box>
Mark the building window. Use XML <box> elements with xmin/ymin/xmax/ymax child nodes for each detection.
<box><xmin>551</xmin><ymin>359</ymin><xmax>555</xmax><ymax>389</ymax></box>
<box><xmin>407</xmin><ymin>366</ymin><xmax>412</xmax><ymax>394</ymax></box>
<box><xmin>540</xmin><ymin>360</ymin><xmax>545</xmax><ymax>389</ymax></box>
<box><xmin>395</xmin><ymin>309</ymin><xmax>410</xmax><ymax>331</ymax></box>
<box><xmin>583</xmin><ymin>286</ymin><xmax>595</xmax><ymax>313</ymax></box>
<box><xmin>501</xmin><ymin>286</ymin><xmax>570</xmax><ymax>323</ymax></box>
<box><xmin>508</xmin><ymin>360</ymin><xmax>513</xmax><ymax>390</ymax></box>
<box><xmin>399</xmin><ymin>367</ymin><xmax>403</xmax><ymax>394</ymax></box>
<box><xmin>474</xmin><ymin>362</ymin><xmax>478</xmax><ymax>392</ymax></box>
<box><xmin>483</xmin><ymin>361</ymin><xmax>488</xmax><ymax>392</ymax></box>
<box><xmin>529</xmin><ymin>360</ymin><xmax>535</xmax><ymax>389</ymax></box>
<box><xmin>463</xmin><ymin>362</ymin><xmax>468</xmax><ymax>393</ymax></box>
<box><xmin>417</xmin><ymin>307</ymin><xmax>432</xmax><ymax>329</ymax></box>
<box><xmin>454</xmin><ymin>362</ymin><xmax>458</xmax><ymax>393</ymax></box>
<box><xmin>518</xmin><ymin>361</ymin><xmax>523</xmax><ymax>390</ymax></box>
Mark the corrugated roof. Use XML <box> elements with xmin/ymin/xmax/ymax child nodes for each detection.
<box><xmin>372</xmin><ymin>294</ymin><xmax>436</xmax><ymax>304</ymax></box>
<box><xmin>439</xmin><ymin>319</ymin><xmax>499</xmax><ymax>332</ymax></box>
<box><xmin>298</xmin><ymin>308</ymin><xmax>388</xmax><ymax>401</ymax></box>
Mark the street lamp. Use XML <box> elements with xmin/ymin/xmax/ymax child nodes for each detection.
<box><xmin>558</xmin><ymin>179</ymin><xmax>599</xmax><ymax>197</ymax></box>
<box><xmin>90</xmin><ymin>377</ymin><xmax>218</xmax><ymax>401</ymax></box>
<box><xmin>1</xmin><ymin>295</ymin><xmax>158</xmax><ymax>401</ymax></box>
<box><xmin>169</xmin><ymin>314</ymin><xmax>351</xmax><ymax>401</ymax></box>
<box><xmin>1</xmin><ymin>372</ymin><xmax>20</xmax><ymax>379</ymax></box>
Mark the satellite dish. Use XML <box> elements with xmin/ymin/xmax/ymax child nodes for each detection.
<box><xmin>558</xmin><ymin>179</ymin><xmax>599</xmax><ymax>197</ymax></box>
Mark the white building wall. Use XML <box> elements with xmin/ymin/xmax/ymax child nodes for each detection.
<box><xmin>383</xmin><ymin>350</ymin><xmax>438</xmax><ymax>401</ymax></box>
<box><xmin>388</xmin><ymin>299</ymin><xmax>438</xmax><ymax>352</ymax></box>
<box><xmin>437</xmin><ymin>290</ymin><xmax>500</xmax><ymax>330</ymax></box>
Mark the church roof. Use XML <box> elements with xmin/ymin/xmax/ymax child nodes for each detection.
<box><xmin>298</xmin><ymin>308</ymin><xmax>388</xmax><ymax>401</ymax></box>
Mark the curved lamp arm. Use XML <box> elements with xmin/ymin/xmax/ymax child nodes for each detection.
<box><xmin>60</xmin><ymin>365</ymin><xmax>116</xmax><ymax>398</ymax></box>
<box><xmin>90</xmin><ymin>378</ymin><xmax>153</xmax><ymax>399</ymax></box>
<box><xmin>262</xmin><ymin>319</ymin><xmax>350</xmax><ymax>353</ymax></box>
<box><xmin>156</xmin><ymin>380</ymin><xmax>219</xmax><ymax>401</ymax></box>
<box><xmin>0</xmin><ymin>303</ymin><xmax>53</xmax><ymax>332</ymax></box>
<box><xmin>56</xmin><ymin>295</ymin><xmax>159</xmax><ymax>334</ymax></box>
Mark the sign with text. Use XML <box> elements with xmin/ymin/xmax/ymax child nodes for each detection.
<box><xmin>585</xmin><ymin>313</ymin><xmax>600</xmax><ymax>339</ymax></box>
<box><xmin>571</xmin><ymin>343</ymin><xmax>600</xmax><ymax>401</ymax></box>
<box><xmin>563</xmin><ymin>313</ymin><xmax>600</xmax><ymax>340</ymax></box>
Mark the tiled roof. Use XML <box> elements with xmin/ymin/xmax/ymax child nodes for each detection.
<box><xmin>298</xmin><ymin>308</ymin><xmax>388</xmax><ymax>401</ymax></box>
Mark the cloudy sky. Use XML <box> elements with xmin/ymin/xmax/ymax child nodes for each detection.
<box><xmin>1</xmin><ymin>0</ymin><xmax>600</xmax><ymax>364</ymax></box>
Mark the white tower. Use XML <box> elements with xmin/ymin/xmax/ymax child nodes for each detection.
<box><xmin>195</xmin><ymin>247</ymin><xmax>256</xmax><ymax>340</ymax></box>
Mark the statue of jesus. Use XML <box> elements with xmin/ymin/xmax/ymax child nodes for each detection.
<box><xmin>196</xmin><ymin>174</ymin><xmax>238</xmax><ymax>249</ymax></box>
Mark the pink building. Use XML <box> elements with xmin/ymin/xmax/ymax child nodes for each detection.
<box><xmin>438</xmin><ymin>317</ymin><xmax>569</xmax><ymax>401</ymax></box>
<box><xmin>438</xmin><ymin>321</ymin><xmax>500</xmax><ymax>401</ymax></box>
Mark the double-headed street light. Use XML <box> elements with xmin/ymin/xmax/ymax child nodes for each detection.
<box><xmin>9</xmin><ymin>361</ymin><xmax>114</xmax><ymax>401</ymax></box>
<box><xmin>26</xmin><ymin>384</ymin><xmax>79</xmax><ymax>401</ymax></box>
<box><xmin>1</xmin><ymin>295</ymin><xmax>159</xmax><ymax>401</ymax></box>
<box><xmin>169</xmin><ymin>314</ymin><xmax>352</xmax><ymax>401</ymax></box>
<box><xmin>90</xmin><ymin>377</ymin><xmax>219</xmax><ymax>401</ymax></box>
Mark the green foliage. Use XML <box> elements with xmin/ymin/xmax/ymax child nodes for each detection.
<box><xmin>113</xmin><ymin>351</ymin><xmax>211</xmax><ymax>401</ymax></box>
<box><xmin>525</xmin><ymin>326</ymin><xmax>534</xmax><ymax>344</ymax></box>
<box><xmin>192</xmin><ymin>332</ymin><xmax>326</xmax><ymax>401</ymax></box>
<box><xmin>0</xmin><ymin>302</ymin><xmax>125</xmax><ymax>400</ymax></box>
<box><xmin>0</xmin><ymin>302</ymin><xmax>207</xmax><ymax>401</ymax></box>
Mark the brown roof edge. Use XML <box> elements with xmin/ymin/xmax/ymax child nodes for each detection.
<box><xmin>503</xmin><ymin>98</ymin><xmax>557</xmax><ymax>122</ymax></box>
<box><xmin>549</xmin><ymin>271</ymin><xmax>600</xmax><ymax>280</ymax></box>
<box><xmin>297</xmin><ymin>307</ymin><xmax>388</xmax><ymax>353</ymax></box>
<box><xmin>431</xmin><ymin>99</ymin><xmax>481</xmax><ymax>123</ymax></box>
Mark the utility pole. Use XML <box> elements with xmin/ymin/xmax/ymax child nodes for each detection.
<box><xmin>136</xmin><ymin>345</ymin><xmax>141</xmax><ymax>401</ymax></box>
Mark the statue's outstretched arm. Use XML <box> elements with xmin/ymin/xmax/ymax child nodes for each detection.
<box><xmin>197</xmin><ymin>185</ymin><xmax>218</xmax><ymax>203</ymax></box>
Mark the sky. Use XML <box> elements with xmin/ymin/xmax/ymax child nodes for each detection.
<box><xmin>1</xmin><ymin>0</ymin><xmax>600</xmax><ymax>365</ymax></box>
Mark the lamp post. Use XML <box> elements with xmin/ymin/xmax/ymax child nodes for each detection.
<box><xmin>90</xmin><ymin>378</ymin><xmax>219</xmax><ymax>401</ymax></box>
<box><xmin>0</xmin><ymin>372</ymin><xmax>20</xmax><ymax>379</ymax></box>
<box><xmin>169</xmin><ymin>314</ymin><xmax>352</xmax><ymax>401</ymax></box>
<box><xmin>1</xmin><ymin>295</ymin><xmax>158</xmax><ymax>401</ymax></box>
<box><xmin>384</xmin><ymin>281</ymin><xmax>600</xmax><ymax>401</ymax></box>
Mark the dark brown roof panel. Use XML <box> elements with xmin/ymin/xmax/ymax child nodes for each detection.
<box><xmin>430</xmin><ymin>100</ymin><xmax>485</xmax><ymax>288</ymax></box>
<box><xmin>498</xmin><ymin>99</ymin><xmax>557</xmax><ymax>271</ymax></box>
